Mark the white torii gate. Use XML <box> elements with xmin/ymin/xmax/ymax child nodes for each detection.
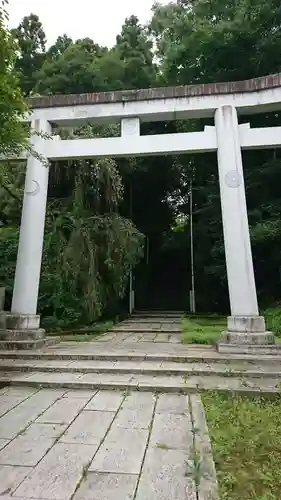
<box><xmin>3</xmin><ymin>73</ymin><xmax>281</xmax><ymax>352</ymax></box>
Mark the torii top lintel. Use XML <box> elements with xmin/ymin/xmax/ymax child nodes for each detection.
<box><xmin>28</xmin><ymin>73</ymin><xmax>281</xmax><ymax>125</ymax></box>
<box><xmin>29</xmin><ymin>73</ymin><xmax>281</xmax><ymax>108</ymax></box>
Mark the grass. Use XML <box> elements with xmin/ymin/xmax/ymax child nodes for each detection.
<box><xmin>203</xmin><ymin>392</ymin><xmax>281</xmax><ymax>500</ymax></box>
<box><xmin>181</xmin><ymin>310</ymin><xmax>281</xmax><ymax>345</ymax></box>
<box><xmin>181</xmin><ymin>316</ymin><xmax>226</xmax><ymax>345</ymax></box>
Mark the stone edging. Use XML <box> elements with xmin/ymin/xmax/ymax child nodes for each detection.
<box><xmin>190</xmin><ymin>394</ymin><xmax>220</xmax><ymax>500</ymax></box>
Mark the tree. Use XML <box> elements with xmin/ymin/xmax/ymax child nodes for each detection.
<box><xmin>47</xmin><ymin>34</ymin><xmax>72</xmax><ymax>60</ymax></box>
<box><xmin>11</xmin><ymin>13</ymin><xmax>46</xmax><ymax>94</ymax></box>
<box><xmin>116</xmin><ymin>15</ymin><xmax>156</xmax><ymax>89</ymax></box>
<box><xmin>35</xmin><ymin>38</ymin><xmax>116</xmax><ymax>94</ymax></box>
<box><xmin>151</xmin><ymin>0</ymin><xmax>281</xmax><ymax>84</ymax></box>
<box><xmin>0</xmin><ymin>0</ymin><xmax>29</xmax><ymax>156</ymax></box>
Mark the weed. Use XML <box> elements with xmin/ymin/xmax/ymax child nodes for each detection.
<box><xmin>156</xmin><ymin>442</ymin><xmax>170</xmax><ymax>450</ymax></box>
<box><xmin>185</xmin><ymin>451</ymin><xmax>202</xmax><ymax>486</ymax></box>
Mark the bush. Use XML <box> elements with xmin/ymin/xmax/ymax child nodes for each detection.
<box><xmin>264</xmin><ymin>307</ymin><xmax>281</xmax><ymax>337</ymax></box>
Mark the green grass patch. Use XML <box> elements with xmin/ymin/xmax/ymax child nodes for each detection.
<box><xmin>203</xmin><ymin>392</ymin><xmax>281</xmax><ymax>500</ymax></box>
<box><xmin>181</xmin><ymin>316</ymin><xmax>226</xmax><ymax>345</ymax></box>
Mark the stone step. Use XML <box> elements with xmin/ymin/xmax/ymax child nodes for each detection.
<box><xmin>132</xmin><ymin>312</ymin><xmax>184</xmax><ymax>318</ymax></box>
<box><xmin>1</xmin><ymin>359</ymin><xmax>281</xmax><ymax>378</ymax></box>
<box><xmin>1</xmin><ymin>349</ymin><xmax>281</xmax><ymax>363</ymax></box>
<box><xmin>119</xmin><ymin>316</ymin><xmax>182</xmax><ymax>325</ymax></box>
<box><xmin>0</xmin><ymin>370</ymin><xmax>279</xmax><ymax>395</ymax></box>
<box><xmin>218</xmin><ymin>343</ymin><xmax>281</xmax><ymax>355</ymax></box>
<box><xmin>133</xmin><ymin>310</ymin><xmax>184</xmax><ymax>314</ymax></box>
<box><xmin>0</xmin><ymin>337</ymin><xmax>60</xmax><ymax>351</ymax></box>
<box><xmin>109</xmin><ymin>328</ymin><xmax>181</xmax><ymax>334</ymax></box>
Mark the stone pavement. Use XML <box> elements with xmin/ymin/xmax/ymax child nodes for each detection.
<box><xmin>1</xmin><ymin>311</ymin><xmax>281</xmax><ymax>499</ymax></box>
<box><xmin>0</xmin><ymin>386</ymin><xmax>218</xmax><ymax>500</ymax></box>
<box><xmin>103</xmin><ymin>314</ymin><xmax>182</xmax><ymax>342</ymax></box>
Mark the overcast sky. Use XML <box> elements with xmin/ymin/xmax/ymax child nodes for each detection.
<box><xmin>8</xmin><ymin>0</ymin><xmax>169</xmax><ymax>48</ymax></box>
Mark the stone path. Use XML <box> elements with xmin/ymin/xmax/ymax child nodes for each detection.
<box><xmin>0</xmin><ymin>386</ymin><xmax>218</xmax><ymax>500</ymax></box>
<box><xmin>100</xmin><ymin>315</ymin><xmax>182</xmax><ymax>343</ymax></box>
<box><xmin>1</xmin><ymin>311</ymin><xmax>281</xmax><ymax>499</ymax></box>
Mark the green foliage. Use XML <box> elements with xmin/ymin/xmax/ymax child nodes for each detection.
<box><xmin>264</xmin><ymin>307</ymin><xmax>281</xmax><ymax>336</ymax></box>
<box><xmin>0</xmin><ymin>226</ymin><xmax>19</xmax><ymax>298</ymax></box>
<box><xmin>35</xmin><ymin>39</ymin><xmax>111</xmax><ymax>95</ymax></box>
<box><xmin>151</xmin><ymin>0</ymin><xmax>281</xmax><ymax>84</ymax></box>
<box><xmin>40</xmin><ymin>151</ymin><xmax>144</xmax><ymax>328</ymax></box>
<box><xmin>116</xmin><ymin>15</ymin><xmax>156</xmax><ymax>89</ymax></box>
<box><xmin>11</xmin><ymin>13</ymin><xmax>46</xmax><ymax>94</ymax></box>
<box><xmin>203</xmin><ymin>392</ymin><xmax>281</xmax><ymax>500</ymax></box>
<box><xmin>0</xmin><ymin>1</ymin><xmax>29</xmax><ymax>156</ymax></box>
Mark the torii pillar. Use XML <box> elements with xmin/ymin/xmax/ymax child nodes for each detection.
<box><xmin>215</xmin><ymin>105</ymin><xmax>274</xmax><ymax>352</ymax></box>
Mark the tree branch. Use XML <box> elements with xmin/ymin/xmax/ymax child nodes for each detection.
<box><xmin>0</xmin><ymin>183</ymin><xmax>21</xmax><ymax>202</ymax></box>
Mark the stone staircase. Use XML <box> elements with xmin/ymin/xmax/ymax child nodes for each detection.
<box><xmin>0</xmin><ymin>312</ymin><xmax>281</xmax><ymax>395</ymax></box>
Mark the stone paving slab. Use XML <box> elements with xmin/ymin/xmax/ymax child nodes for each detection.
<box><xmin>122</xmin><ymin>318</ymin><xmax>181</xmax><ymax>323</ymax></box>
<box><xmin>23</xmin><ymin>372</ymin><xmax>83</xmax><ymax>383</ymax></box>
<box><xmin>150</xmin><ymin>412</ymin><xmax>193</xmax><ymax>450</ymax></box>
<box><xmin>0</xmin><ymin>465</ymin><xmax>31</xmax><ymax>496</ymax></box>
<box><xmin>121</xmin><ymin>391</ymin><xmax>156</xmax><ymax>410</ymax></box>
<box><xmin>114</xmin><ymin>406</ymin><xmax>153</xmax><ymax>430</ymax></box>
<box><xmin>89</xmin><ymin>427</ymin><xmax>149</xmax><ymax>474</ymax></box>
<box><xmin>0</xmin><ymin>389</ymin><xmax>65</xmax><ymax>439</ymax></box>
<box><xmin>122</xmin><ymin>334</ymin><xmax>145</xmax><ymax>342</ymax></box>
<box><xmin>15</xmin><ymin>443</ymin><xmax>97</xmax><ymax>500</ymax></box>
<box><xmin>84</xmin><ymin>390</ymin><xmax>124</xmax><ymax>412</ymax></box>
<box><xmin>0</xmin><ymin>395</ymin><xmax>34</xmax><ymax>418</ymax></box>
<box><xmin>73</xmin><ymin>472</ymin><xmax>138</xmax><ymax>500</ymax></box>
<box><xmin>22</xmin><ymin>422</ymin><xmax>68</xmax><ymax>439</ymax></box>
<box><xmin>154</xmin><ymin>333</ymin><xmax>171</xmax><ymax>342</ymax></box>
<box><xmin>135</xmin><ymin>447</ymin><xmax>197</xmax><ymax>500</ymax></box>
<box><xmin>63</xmin><ymin>389</ymin><xmax>98</xmax><ymax>400</ymax></box>
<box><xmin>0</xmin><ymin>434</ymin><xmax>54</xmax><ymax>466</ymax></box>
<box><xmin>0</xmin><ymin>439</ymin><xmax>9</xmax><ymax>451</ymax></box>
<box><xmin>156</xmin><ymin>393</ymin><xmax>189</xmax><ymax>414</ymax></box>
<box><xmin>36</xmin><ymin>396</ymin><xmax>89</xmax><ymax>424</ymax></box>
<box><xmin>60</xmin><ymin>410</ymin><xmax>115</xmax><ymax>445</ymax></box>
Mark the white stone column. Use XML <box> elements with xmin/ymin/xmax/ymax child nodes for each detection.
<box><xmin>8</xmin><ymin>119</ymin><xmax>52</xmax><ymax>334</ymax></box>
<box><xmin>215</xmin><ymin>105</ymin><xmax>273</xmax><ymax>346</ymax></box>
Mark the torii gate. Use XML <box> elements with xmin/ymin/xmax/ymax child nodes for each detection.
<box><xmin>3</xmin><ymin>73</ymin><xmax>281</xmax><ymax>352</ymax></box>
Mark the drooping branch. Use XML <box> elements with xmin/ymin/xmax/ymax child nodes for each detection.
<box><xmin>0</xmin><ymin>183</ymin><xmax>21</xmax><ymax>202</ymax></box>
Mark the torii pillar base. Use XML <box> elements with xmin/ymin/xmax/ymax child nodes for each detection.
<box><xmin>0</xmin><ymin>313</ymin><xmax>59</xmax><ymax>350</ymax></box>
<box><xmin>217</xmin><ymin>315</ymin><xmax>279</xmax><ymax>354</ymax></box>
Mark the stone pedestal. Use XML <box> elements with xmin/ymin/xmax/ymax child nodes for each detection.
<box><xmin>0</xmin><ymin>313</ymin><xmax>55</xmax><ymax>350</ymax></box>
<box><xmin>217</xmin><ymin>315</ymin><xmax>276</xmax><ymax>353</ymax></box>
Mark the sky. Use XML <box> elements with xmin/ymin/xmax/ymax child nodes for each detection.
<box><xmin>8</xmin><ymin>0</ymin><xmax>169</xmax><ymax>48</ymax></box>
